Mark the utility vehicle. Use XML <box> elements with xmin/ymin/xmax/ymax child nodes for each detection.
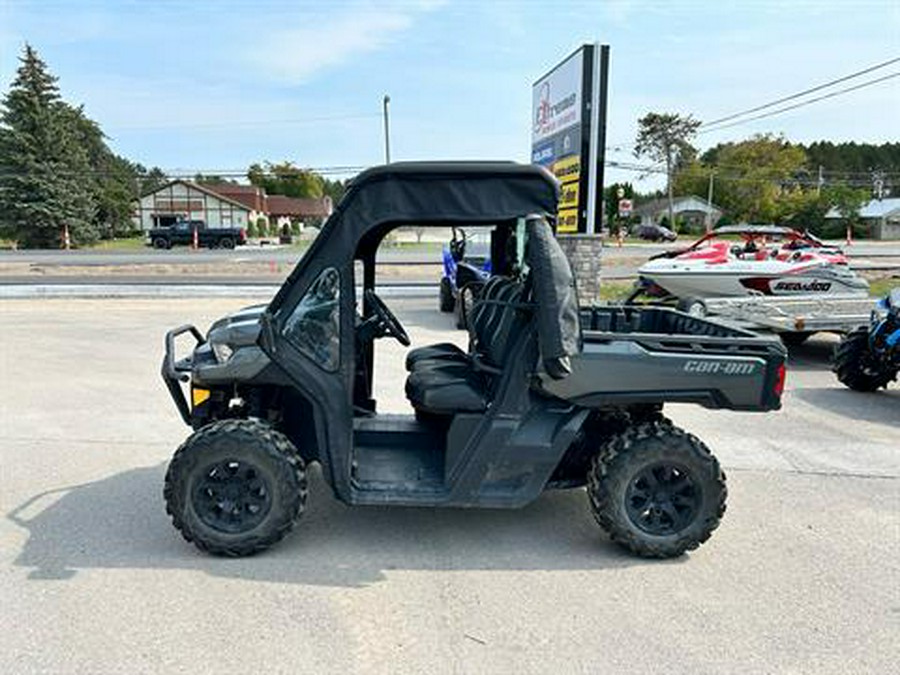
<box><xmin>162</xmin><ymin>162</ymin><xmax>787</xmax><ymax>559</ymax></box>
<box><xmin>833</xmin><ymin>288</ymin><xmax>900</xmax><ymax>391</ymax></box>
<box><xmin>438</xmin><ymin>226</ymin><xmax>492</xmax><ymax>328</ymax></box>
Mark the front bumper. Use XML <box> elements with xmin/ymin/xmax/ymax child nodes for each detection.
<box><xmin>161</xmin><ymin>324</ymin><xmax>205</xmax><ymax>425</ymax></box>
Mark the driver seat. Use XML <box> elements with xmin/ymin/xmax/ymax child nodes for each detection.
<box><xmin>404</xmin><ymin>279</ymin><xmax>528</xmax><ymax>415</ymax></box>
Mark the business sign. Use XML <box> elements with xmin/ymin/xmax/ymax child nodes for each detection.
<box><xmin>531</xmin><ymin>44</ymin><xmax>609</xmax><ymax>234</ymax></box>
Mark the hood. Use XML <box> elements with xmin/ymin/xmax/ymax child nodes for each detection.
<box><xmin>207</xmin><ymin>304</ymin><xmax>267</xmax><ymax>347</ymax></box>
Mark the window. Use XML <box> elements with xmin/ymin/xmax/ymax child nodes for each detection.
<box><xmin>282</xmin><ymin>268</ymin><xmax>341</xmax><ymax>371</ymax></box>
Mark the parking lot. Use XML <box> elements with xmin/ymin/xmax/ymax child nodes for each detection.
<box><xmin>1</xmin><ymin>296</ymin><xmax>897</xmax><ymax>674</ymax></box>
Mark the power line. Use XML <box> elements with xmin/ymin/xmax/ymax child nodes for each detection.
<box><xmin>108</xmin><ymin>113</ymin><xmax>382</xmax><ymax>132</ymax></box>
<box><xmin>701</xmin><ymin>56</ymin><xmax>900</xmax><ymax>128</ymax></box>
<box><xmin>699</xmin><ymin>71</ymin><xmax>900</xmax><ymax>134</ymax></box>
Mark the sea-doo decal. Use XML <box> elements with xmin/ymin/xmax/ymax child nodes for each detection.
<box><xmin>739</xmin><ymin>278</ymin><xmax>833</xmax><ymax>294</ymax></box>
<box><xmin>772</xmin><ymin>279</ymin><xmax>833</xmax><ymax>293</ymax></box>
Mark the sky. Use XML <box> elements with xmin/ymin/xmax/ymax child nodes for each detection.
<box><xmin>1</xmin><ymin>0</ymin><xmax>898</xmax><ymax>189</ymax></box>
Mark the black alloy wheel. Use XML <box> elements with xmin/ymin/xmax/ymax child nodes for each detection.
<box><xmin>191</xmin><ymin>459</ymin><xmax>273</xmax><ymax>534</ymax></box>
<box><xmin>624</xmin><ymin>461</ymin><xmax>701</xmax><ymax>536</ymax></box>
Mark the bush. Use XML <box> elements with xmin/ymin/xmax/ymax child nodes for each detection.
<box><xmin>256</xmin><ymin>216</ymin><xmax>269</xmax><ymax>238</ymax></box>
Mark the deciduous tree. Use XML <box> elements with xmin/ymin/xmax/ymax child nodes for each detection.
<box><xmin>634</xmin><ymin>112</ymin><xmax>701</xmax><ymax>232</ymax></box>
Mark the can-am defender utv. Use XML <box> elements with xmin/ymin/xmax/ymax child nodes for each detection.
<box><xmin>162</xmin><ymin>162</ymin><xmax>787</xmax><ymax>559</ymax></box>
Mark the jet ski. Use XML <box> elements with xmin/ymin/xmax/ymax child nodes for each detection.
<box><xmin>637</xmin><ymin>225</ymin><xmax>869</xmax><ymax>299</ymax></box>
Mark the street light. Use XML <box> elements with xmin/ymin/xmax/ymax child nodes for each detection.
<box><xmin>382</xmin><ymin>95</ymin><xmax>391</xmax><ymax>164</ymax></box>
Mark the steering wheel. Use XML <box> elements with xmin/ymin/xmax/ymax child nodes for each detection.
<box><xmin>364</xmin><ymin>289</ymin><xmax>410</xmax><ymax>346</ymax></box>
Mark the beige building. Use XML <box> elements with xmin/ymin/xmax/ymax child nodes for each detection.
<box><xmin>133</xmin><ymin>181</ymin><xmax>252</xmax><ymax>231</ymax></box>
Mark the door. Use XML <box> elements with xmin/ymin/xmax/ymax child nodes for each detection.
<box><xmin>260</xmin><ymin>263</ymin><xmax>356</xmax><ymax>498</ymax></box>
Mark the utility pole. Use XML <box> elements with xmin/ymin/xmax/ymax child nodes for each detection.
<box><xmin>817</xmin><ymin>165</ymin><xmax>824</xmax><ymax>196</ymax></box>
<box><xmin>382</xmin><ymin>95</ymin><xmax>391</xmax><ymax>164</ymax></box>
<box><xmin>873</xmin><ymin>169</ymin><xmax>885</xmax><ymax>200</ymax></box>
<box><xmin>706</xmin><ymin>170</ymin><xmax>715</xmax><ymax>232</ymax></box>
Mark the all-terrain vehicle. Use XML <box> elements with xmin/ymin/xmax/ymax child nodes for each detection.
<box><xmin>162</xmin><ymin>162</ymin><xmax>787</xmax><ymax>559</ymax></box>
<box><xmin>438</xmin><ymin>226</ymin><xmax>492</xmax><ymax>328</ymax></box>
<box><xmin>833</xmin><ymin>288</ymin><xmax>900</xmax><ymax>391</ymax></box>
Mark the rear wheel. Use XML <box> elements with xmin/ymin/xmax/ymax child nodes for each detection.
<box><xmin>439</xmin><ymin>277</ymin><xmax>455</xmax><ymax>312</ymax></box>
<box><xmin>833</xmin><ymin>327</ymin><xmax>894</xmax><ymax>391</ymax></box>
<box><xmin>587</xmin><ymin>421</ymin><xmax>726</xmax><ymax>558</ymax></box>
<box><xmin>219</xmin><ymin>237</ymin><xmax>235</xmax><ymax>249</ymax></box>
<box><xmin>164</xmin><ymin>419</ymin><xmax>307</xmax><ymax>556</ymax></box>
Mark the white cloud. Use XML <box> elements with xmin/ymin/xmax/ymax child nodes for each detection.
<box><xmin>248</xmin><ymin>3</ymin><xmax>441</xmax><ymax>84</ymax></box>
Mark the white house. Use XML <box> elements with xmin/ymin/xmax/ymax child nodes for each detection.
<box><xmin>132</xmin><ymin>180</ymin><xmax>252</xmax><ymax>231</ymax></box>
<box><xmin>633</xmin><ymin>195</ymin><xmax>723</xmax><ymax>230</ymax></box>
<box><xmin>825</xmin><ymin>197</ymin><xmax>900</xmax><ymax>240</ymax></box>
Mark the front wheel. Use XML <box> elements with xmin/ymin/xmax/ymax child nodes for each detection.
<box><xmin>153</xmin><ymin>237</ymin><xmax>169</xmax><ymax>250</ymax></box>
<box><xmin>833</xmin><ymin>327</ymin><xmax>894</xmax><ymax>391</ymax></box>
<box><xmin>587</xmin><ymin>421</ymin><xmax>726</xmax><ymax>558</ymax></box>
<box><xmin>219</xmin><ymin>237</ymin><xmax>235</xmax><ymax>249</ymax></box>
<box><xmin>439</xmin><ymin>277</ymin><xmax>455</xmax><ymax>313</ymax></box>
<box><xmin>164</xmin><ymin>419</ymin><xmax>307</xmax><ymax>556</ymax></box>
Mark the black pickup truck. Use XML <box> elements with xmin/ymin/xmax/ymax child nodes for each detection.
<box><xmin>148</xmin><ymin>219</ymin><xmax>247</xmax><ymax>249</ymax></box>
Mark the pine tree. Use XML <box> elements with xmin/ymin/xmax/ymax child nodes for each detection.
<box><xmin>0</xmin><ymin>44</ymin><xmax>96</xmax><ymax>247</ymax></box>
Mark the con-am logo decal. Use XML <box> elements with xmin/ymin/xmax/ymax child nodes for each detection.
<box><xmin>684</xmin><ymin>360</ymin><xmax>757</xmax><ymax>375</ymax></box>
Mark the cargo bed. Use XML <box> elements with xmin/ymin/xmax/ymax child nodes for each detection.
<box><xmin>537</xmin><ymin>305</ymin><xmax>786</xmax><ymax>412</ymax></box>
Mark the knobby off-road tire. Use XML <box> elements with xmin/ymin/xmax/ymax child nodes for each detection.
<box><xmin>455</xmin><ymin>284</ymin><xmax>475</xmax><ymax>329</ymax></box>
<box><xmin>439</xmin><ymin>277</ymin><xmax>455</xmax><ymax>313</ymax></box>
<box><xmin>833</xmin><ymin>327</ymin><xmax>894</xmax><ymax>391</ymax></box>
<box><xmin>164</xmin><ymin>419</ymin><xmax>307</xmax><ymax>556</ymax></box>
<box><xmin>587</xmin><ymin>421</ymin><xmax>726</xmax><ymax>558</ymax></box>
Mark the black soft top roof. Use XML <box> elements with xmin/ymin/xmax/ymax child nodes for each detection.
<box><xmin>269</xmin><ymin>161</ymin><xmax>559</xmax><ymax>313</ymax></box>
<box><xmin>330</xmin><ymin>161</ymin><xmax>558</xmax><ymax>242</ymax></box>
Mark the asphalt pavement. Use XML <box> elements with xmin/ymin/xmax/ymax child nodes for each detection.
<box><xmin>0</xmin><ymin>296</ymin><xmax>897</xmax><ymax>674</ymax></box>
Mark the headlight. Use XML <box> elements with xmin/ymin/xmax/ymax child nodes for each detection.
<box><xmin>211</xmin><ymin>342</ymin><xmax>234</xmax><ymax>363</ymax></box>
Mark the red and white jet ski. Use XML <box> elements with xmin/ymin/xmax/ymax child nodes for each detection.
<box><xmin>637</xmin><ymin>225</ymin><xmax>869</xmax><ymax>299</ymax></box>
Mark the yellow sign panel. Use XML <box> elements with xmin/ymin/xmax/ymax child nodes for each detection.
<box><xmin>557</xmin><ymin>208</ymin><xmax>579</xmax><ymax>233</ymax></box>
<box><xmin>560</xmin><ymin>181</ymin><xmax>579</xmax><ymax>210</ymax></box>
<box><xmin>551</xmin><ymin>155</ymin><xmax>580</xmax><ymax>184</ymax></box>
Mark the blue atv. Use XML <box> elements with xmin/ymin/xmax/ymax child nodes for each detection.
<box><xmin>439</xmin><ymin>227</ymin><xmax>492</xmax><ymax>328</ymax></box>
<box><xmin>833</xmin><ymin>287</ymin><xmax>900</xmax><ymax>391</ymax></box>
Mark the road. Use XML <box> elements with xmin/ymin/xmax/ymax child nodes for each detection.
<box><xmin>2</xmin><ymin>241</ymin><xmax>897</xmax><ymax>290</ymax></box>
<box><xmin>0</xmin><ymin>297</ymin><xmax>897</xmax><ymax>674</ymax></box>
<box><xmin>3</xmin><ymin>240</ymin><xmax>900</xmax><ymax>266</ymax></box>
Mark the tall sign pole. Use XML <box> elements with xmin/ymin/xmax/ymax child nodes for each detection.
<box><xmin>383</xmin><ymin>95</ymin><xmax>391</xmax><ymax>164</ymax></box>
